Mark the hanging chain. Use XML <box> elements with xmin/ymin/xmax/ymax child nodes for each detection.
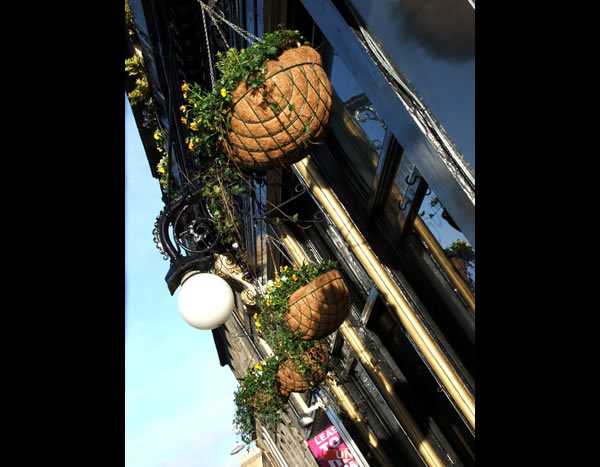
<box><xmin>197</xmin><ymin>0</ymin><xmax>260</xmax><ymax>45</ymax></box>
<box><xmin>200</xmin><ymin>5</ymin><xmax>216</xmax><ymax>88</ymax></box>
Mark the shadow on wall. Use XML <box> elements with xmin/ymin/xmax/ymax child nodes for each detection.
<box><xmin>392</xmin><ymin>0</ymin><xmax>475</xmax><ymax>62</ymax></box>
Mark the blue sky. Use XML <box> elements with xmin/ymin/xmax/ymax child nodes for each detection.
<box><xmin>125</xmin><ymin>95</ymin><xmax>247</xmax><ymax>466</ymax></box>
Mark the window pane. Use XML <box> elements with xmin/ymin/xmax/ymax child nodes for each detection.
<box><xmin>347</xmin><ymin>0</ymin><xmax>475</xmax><ymax>171</ymax></box>
<box><xmin>419</xmin><ymin>189</ymin><xmax>475</xmax><ymax>290</ymax></box>
<box><xmin>326</xmin><ymin>51</ymin><xmax>387</xmax><ymax>191</ymax></box>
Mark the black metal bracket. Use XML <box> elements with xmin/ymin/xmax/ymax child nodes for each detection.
<box><xmin>154</xmin><ymin>183</ymin><xmax>221</xmax><ymax>294</ymax></box>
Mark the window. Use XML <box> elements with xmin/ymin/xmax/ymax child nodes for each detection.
<box><xmin>346</xmin><ymin>0</ymin><xmax>475</xmax><ymax>172</ymax></box>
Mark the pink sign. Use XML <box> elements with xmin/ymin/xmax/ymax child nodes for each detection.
<box><xmin>307</xmin><ymin>424</ymin><xmax>357</xmax><ymax>467</ymax></box>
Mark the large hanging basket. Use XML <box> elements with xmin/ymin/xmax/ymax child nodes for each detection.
<box><xmin>285</xmin><ymin>269</ymin><xmax>349</xmax><ymax>340</ymax></box>
<box><xmin>277</xmin><ymin>341</ymin><xmax>329</xmax><ymax>396</ymax></box>
<box><xmin>222</xmin><ymin>45</ymin><xmax>333</xmax><ymax>170</ymax></box>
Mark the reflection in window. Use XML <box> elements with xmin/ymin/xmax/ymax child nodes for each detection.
<box><xmin>325</xmin><ymin>52</ymin><xmax>388</xmax><ymax>193</ymax></box>
<box><xmin>419</xmin><ymin>190</ymin><xmax>475</xmax><ymax>291</ymax></box>
<box><xmin>381</xmin><ymin>157</ymin><xmax>475</xmax><ymax>291</ymax></box>
<box><xmin>346</xmin><ymin>0</ymin><xmax>475</xmax><ymax>171</ymax></box>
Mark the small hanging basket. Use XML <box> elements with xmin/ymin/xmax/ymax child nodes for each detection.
<box><xmin>251</xmin><ymin>387</ymin><xmax>288</xmax><ymax>412</ymax></box>
<box><xmin>285</xmin><ymin>269</ymin><xmax>349</xmax><ymax>340</ymax></box>
<box><xmin>222</xmin><ymin>45</ymin><xmax>333</xmax><ymax>170</ymax></box>
<box><xmin>450</xmin><ymin>256</ymin><xmax>469</xmax><ymax>283</ymax></box>
<box><xmin>277</xmin><ymin>341</ymin><xmax>329</xmax><ymax>396</ymax></box>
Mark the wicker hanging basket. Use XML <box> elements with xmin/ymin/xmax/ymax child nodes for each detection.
<box><xmin>251</xmin><ymin>387</ymin><xmax>288</xmax><ymax>411</ymax></box>
<box><xmin>285</xmin><ymin>269</ymin><xmax>349</xmax><ymax>340</ymax></box>
<box><xmin>222</xmin><ymin>45</ymin><xmax>333</xmax><ymax>170</ymax></box>
<box><xmin>450</xmin><ymin>256</ymin><xmax>469</xmax><ymax>283</ymax></box>
<box><xmin>277</xmin><ymin>341</ymin><xmax>329</xmax><ymax>396</ymax></box>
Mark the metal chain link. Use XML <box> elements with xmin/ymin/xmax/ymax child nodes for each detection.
<box><xmin>200</xmin><ymin>4</ymin><xmax>215</xmax><ymax>87</ymax></box>
<box><xmin>197</xmin><ymin>0</ymin><xmax>259</xmax><ymax>44</ymax></box>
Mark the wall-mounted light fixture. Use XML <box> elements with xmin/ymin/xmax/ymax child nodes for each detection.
<box><xmin>177</xmin><ymin>271</ymin><xmax>234</xmax><ymax>329</ymax></box>
<box><xmin>154</xmin><ymin>185</ymin><xmax>235</xmax><ymax>330</ymax></box>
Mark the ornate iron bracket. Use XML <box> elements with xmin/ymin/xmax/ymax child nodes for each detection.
<box><xmin>214</xmin><ymin>254</ymin><xmax>257</xmax><ymax>308</ymax></box>
<box><xmin>153</xmin><ymin>184</ymin><xmax>222</xmax><ymax>295</ymax></box>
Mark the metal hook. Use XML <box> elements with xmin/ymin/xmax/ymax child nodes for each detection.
<box><xmin>405</xmin><ymin>174</ymin><xmax>422</xmax><ymax>186</ymax></box>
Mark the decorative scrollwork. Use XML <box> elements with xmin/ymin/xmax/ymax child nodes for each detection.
<box><xmin>214</xmin><ymin>254</ymin><xmax>257</xmax><ymax>307</ymax></box>
<box><xmin>153</xmin><ymin>211</ymin><xmax>170</xmax><ymax>261</ymax></box>
<box><xmin>173</xmin><ymin>205</ymin><xmax>220</xmax><ymax>255</ymax></box>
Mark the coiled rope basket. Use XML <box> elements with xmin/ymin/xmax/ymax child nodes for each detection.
<box><xmin>222</xmin><ymin>45</ymin><xmax>333</xmax><ymax>170</ymax></box>
<box><xmin>277</xmin><ymin>341</ymin><xmax>330</xmax><ymax>397</ymax></box>
<box><xmin>285</xmin><ymin>269</ymin><xmax>349</xmax><ymax>340</ymax></box>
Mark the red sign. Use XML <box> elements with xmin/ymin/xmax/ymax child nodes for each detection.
<box><xmin>306</xmin><ymin>425</ymin><xmax>357</xmax><ymax>467</ymax></box>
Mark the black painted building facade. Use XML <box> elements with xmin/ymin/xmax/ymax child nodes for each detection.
<box><xmin>125</xmin><ymin>1</ymin><xmax>475</xmax><ymax>465</ymax></box>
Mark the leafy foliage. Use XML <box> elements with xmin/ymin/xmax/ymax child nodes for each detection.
<box><xmin>257</xmin><ymin>260</ymin><xmax>336</xmax><ymax>363</ymax></box>
<box><xmin>178</xmin><ymin>29</ymin><xmax>309</xmax><ymax>259</ymax></box>
<box><xmin>444</xmin><ymin>239</ymin><xmax>475</xmax><ymax>266</ymax></box>
<box><xmin>180</xmin><ymin>28</ymin><xmax>306</xmax><ymax>162</ymax></box>
<box><xmin>232</xmin><ymin>260</ymin><xmax>336</xmax><ymax>444</ymax></box>
<box><xmin>233</xmin><ymin>357</ymin><xmax>286</xmax><ymax>444</ymax></box>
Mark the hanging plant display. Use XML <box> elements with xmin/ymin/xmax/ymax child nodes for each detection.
<box><xmin>233</xmin><ymin>260</ymin><xmax>343</xmax><ymax>443</ymax></box>
<box><xmin>286</xmin><ymin>268</ymin><xmax>349</xmax><ymax>340</ymax></box>
<box><xmin>257</xmin><ymin>260</ymin><xmax>348</xmax><ymax>341</ymax></box>
<box><xmin>233</xmin><ymin>357</ymin><xmax>288</xmax><ymax>444</ymax></box>
<box><xmin>444</xmin><ymin>239</ymin><xmax>475</xmax><ymax>291</ymax></box>
<box><xmin>181</xmin><ymin>28</ymin><xmax>332</xmax><ymax>171</ymax></box>
<box><xmin>277</xmin><ymin>340</ymin><xmax>329</xmax><ymax>396</ymax></box>
<box><xmin>222</xmin><ymin>44</ymin><xmax>333</xmax><ymax>169</ymax></box>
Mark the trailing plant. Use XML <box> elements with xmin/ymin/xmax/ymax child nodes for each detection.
<box><xmin>125</xmin><ymin>55</ymin><xmax>145</xmax><ymax>77</ymax></box>
<box><xmin>125</xmin><ymin>0</ymin><xmax>135</xmax><ymax>38</ymax></box>
<box><xmin>256</xmin><ymin>261</ymin><xmax>336</xmax><ymax>365</ymax></box>
<box><xmin>233</xmin><ymin>260</ymin><xmax>336</xmax><ymax>443</ymax></box>
<box><xmin>233</xmin><ymin>356</ymin><xmax>286</xmax><ymax>444</ymax></box>
<box><xmin>125</xmin><ymin>54</ymin><xmax>150</xmax><ymax>107</ymax></box>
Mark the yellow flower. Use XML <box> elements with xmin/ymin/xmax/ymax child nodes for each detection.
<box><xmin>255</xmin><ymin>321</ymin><xmax>261</xmax><ymax>328</ymax></box>
<box><xmin>266</xmin><ymin>300</ymin><xmax>271</xmax><ymax>307</ymax></box>
<box><xmin>255</xmin><ymin>363</ymin><xmax>262</xmax><ymax>370</ymax></box>
<box><xmin>179</xmin><ymin>105</ymin><xmax>186</xmax><ymax>113</ymax></box>
<box><xmin>253</xmin><ymin>313</ymin><xmax>258</xmax><ymax>320</ymax></box>
<box><xmin>181</xmin><ymin>82</ymin><xmax>189</xmax><ymax>92</ymax></box>
<box><xmin>292</xmin><ymin>274</ymin><xmax>297</xmax><ymax>281</ymax></box>
<box><xmin>190</xmin><ymin>122</ymin><xmax>199</xmax><ymax>131</ymax></box>
<box><xmin>153</xmin><ymin>131</ymin><xmax>161</xmax><ymax>140</ymax></box>
<box><xmin>181</xmin><ymin>116</ymin><xmax>187</xmax><ymax>124</ymax></box>
<box><xmin>293</xmin><ymin>265</ymin><xmax>298</xmax><ymax>271</ymax></box>
<box><xmin>220</xmin><ymin>87</ymin><xmax>227</xmax><ymax>97</ymax></box>
<box><xmin>188</xmin><ymin>140</ymin><xmax>195</xmax><ymax>151</ymax></box>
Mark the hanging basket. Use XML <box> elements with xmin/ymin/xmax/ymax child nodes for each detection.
<box><xmin>222</xmin><ymin>45</ymin><xmax>333</xmax><ymax>170</ymax></box>
<box><xmin>251</xmin><ymin>387</ymin><xmax>288</xmax><ymax>412</ymax></box>
<box><xmin>277</xmin><ymin>341</ymin><xmax>329</xmax><ymax>396</ymax></box>
<box><xmin>285</xmin><ymin>269</ymin><xmax>349</xmax><ymax>340</ymax></box>
<box><xmin>450</xmin><ymin>256</ymin><xmax>469</xmax><ymax>283</ymax></box>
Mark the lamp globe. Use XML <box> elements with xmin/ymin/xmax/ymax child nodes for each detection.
<box><xmin>177</xmin><ymin>273</ymin><xmax>234</xmax><ymax>329</ymax></box>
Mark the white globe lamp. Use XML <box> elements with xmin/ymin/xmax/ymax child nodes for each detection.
<box><xmin>177</xmin><ymin>272</ymin><xmax>234</xmax><ymax>329</ymax></box>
